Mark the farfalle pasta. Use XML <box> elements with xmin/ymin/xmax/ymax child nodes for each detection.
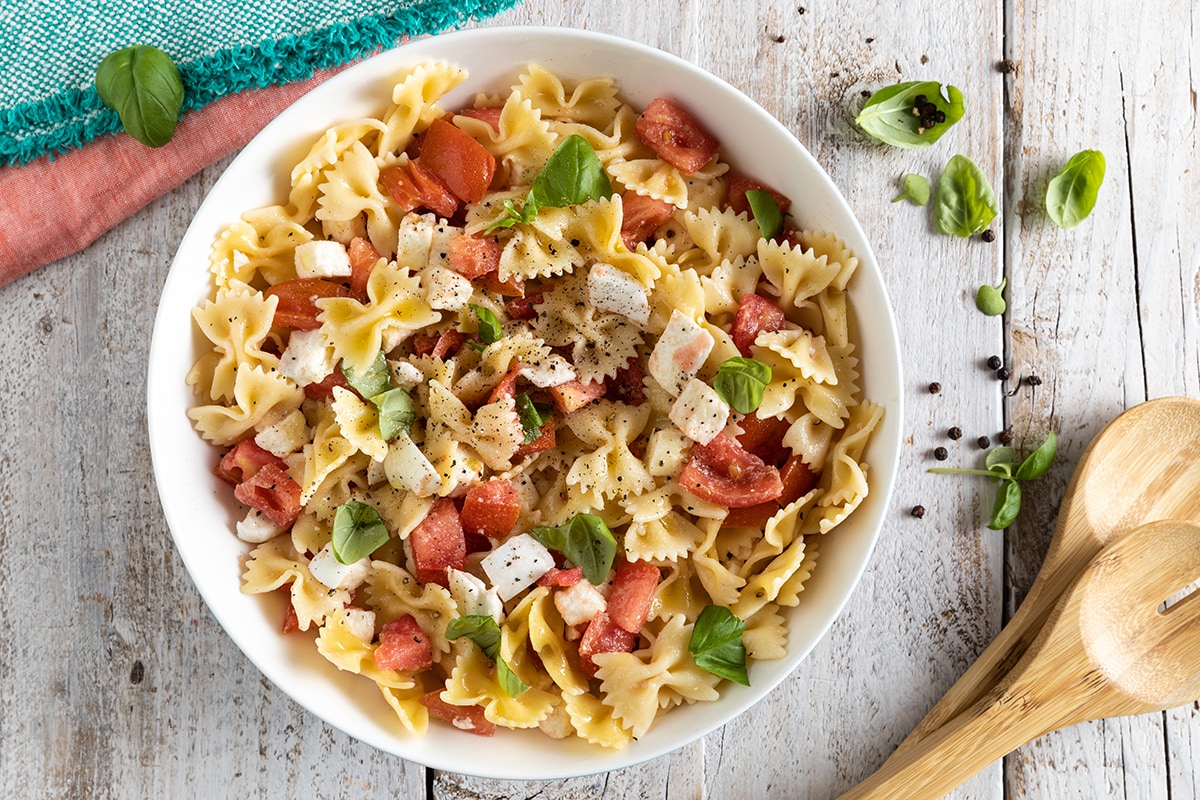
<box><xmin>189</xmin><ymin>60</ymin><xmax>881</xmax><ymax>747</ymax></box>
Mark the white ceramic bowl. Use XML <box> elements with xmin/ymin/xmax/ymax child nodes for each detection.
<box><xmin>147</xmin><ymin>26</ymin><xmax>903</xmax><ymax>780</ymax></box>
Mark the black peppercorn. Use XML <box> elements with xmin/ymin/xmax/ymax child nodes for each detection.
<box><xmin>914</xmin><ymin>94</ymin><xmax>927</xmax><ymax>106</ymax></box>
<box><xmin>986</xmin><ymin>355</ymin><xmax>1003</xmax><ymax>370</ymax></box>
<box><xmin>998</xmin><ymin>427</ymin><xmax>1014</xmax><ymax>444</ymax></box>
<box><xmin>921</xmin><ymin>116</ymin><xmax>936</xmax><ymax>129</ymax></box>
<box><xmin>934</xmin><ymin>109</ymin><xmax>947</xmax><ymax>123</ymax></box>
<box><xmin>981</xmin><ymin>229</ymin><xmax>997</xmax><ymax>242</ymax></box>
<box><xmin>911</xmin><ymin>505</ymin><xmax>926</xmax><ymax>518</ymax></box>
<box><xmin>1025</xmin><ymin>374</ymin><xmax>1043</xmax><ymax>387</ymax></box>
<box><xmin>948</xmin><ymin>426</ymin><xmax>963</xmax><ymax>440</ymax></box>
<box><xmin>934</xmin><ymin>446</ymin><xmax>949</xmax><ymax>461</ymax></box>
<box><xmin>977</xmin><ymin>435</ymin><xmax>991</xmax><ymax>449</ymax></box>
<box><xmin>996</xmin><ymin>366</ymin><xmax>1012</xmax><ymax>381</ymax></box>
<box><xmin>928</xmin><ymin>381</ymin><xmax>942</xmax><ymax>394</ymax></box>
<box><xmin>998</xmin><ymin>59</ymin><xmax>1016</xmax><ymax>74</ymax></box>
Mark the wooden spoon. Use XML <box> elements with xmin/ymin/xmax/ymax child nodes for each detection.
<box><xmin>888</xmin><ymin>397</ymin><xmax>1200</xmax><ymax>758</ymax></box>
<box><xmin>838</xmin><ymin>519</ymin><xmax>1200</xmax><ymax>800</ymax></box>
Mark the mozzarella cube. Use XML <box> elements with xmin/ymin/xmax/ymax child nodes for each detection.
<box><xmin>308</xmin><ymin>543</ymin><xmax>370</xmax><ymax>591</ymax></box>
<box><xmin>294</xmin><ymin>240</ymin><xmax>352</xmax><ymax>279</ymax></box>
<box><xmin>278</xmin><ymin>330</ymin><xmax>334</xmax><ymax>387</ymax></box>
<box><xmin>425</xmin><ymin>265</ymin><xmax>474</xmax><ymax>311</ymax></box>
<box><xmin>481</xmin><ymin>533</ymin><xmax>556</xmax><ymax>601</ymax></box>
<box><xmin>384</xmin><ymin>433</ymin><xmax>441</xmax><ymax>497</ymax></box>
<box><xmin>395</xmin><ymin>213</ymin><xmax>437</xmax><ymax>269</ymax></box>
<box><xmin>236</xmin><ymin>509</ymin><xmax>282</xmax><ymax>544</ymax></box>
<box><xmin>553</xmin><ymin>580</ymin><xmax>608</xmax><ymax>627</ymax></box>
<box><xmin>448</xmin><ymin>568</ymin><xmax>504</xmax><ymax>623</ymax></box>
<box><xmin>588</xmin><ymin>262</ymin><xmax>651</xmax><ymax>326</ymax></box>
<box><xmin>519</xmin><ymin>353</ymin><xmax>576</xmax><ymax>388</ymax></box>
<box><xmin>388</xmin><ymin>360</ymin><xmax>424</xmax><ymax>390</ymax></box>
<box><xmin>645</xmin><ymin>426</ymin><xmax>693</xmax><ymax>477</ymax></box>
<box><xmin>429</xmin><ymin>222</ymin><xmax>460</xmax><ymax>270</ymax></box>
<box><xmin>342</xmin><ymin>607</ymin><xmax>377</xmax><ymax>643</ymax></box>
<box><xmin>669</xmin><ymin>378</ymin><xmax>731</xmax><ymax>445</ymax></box>
<box><xmin>648</xmin><ymin>310</ymin><xmax>715</xmax><ymax>397</ymax></box>
<box><xmin>254</xmin><ymin>409</ymin><xmax>309</xmax><ymax>458</ymax></box>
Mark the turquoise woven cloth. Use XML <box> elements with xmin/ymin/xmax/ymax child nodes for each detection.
<box><xmin>0</xmin><ymin>0</ymin><xmax>522</xmax><ymax>167</ymax></box>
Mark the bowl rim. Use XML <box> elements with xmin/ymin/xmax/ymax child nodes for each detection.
<box><xmin>147</xmin><ymin>24</ymin><xmax>904</xmax><ymax>780</ymax></box>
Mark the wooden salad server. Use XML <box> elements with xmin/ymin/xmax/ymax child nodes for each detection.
<box><xmin>887</xmin><ymin>397</ymin><xmax>1200</xmax><ymax>759</ymax></box>
<box><xmin>837</xmin><ymin>519</ymin><xmax>1200</xmax><ymax>800</ymax></box>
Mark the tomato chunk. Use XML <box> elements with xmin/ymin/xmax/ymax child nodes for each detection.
<box><xmin>448</xmin><ymin>234</ymin><xmax>502</xmax><ymax>279</ymax></box>
<box><xmin>620</xmin><ymin>191</ymin><xmax>675</xmax><ymax>249</ymax></box>
<box><xmin>409</xmin><ymin>498</ymin><xmax>466</xmax><ymax>587</ymax></box>
<box><xmin>604</xmin><ymin>356</ymin><xmax>646</xmax><ymax>406</ymax></box>
<box><xmin>727</xmin><ymin>175</ymin><xmax>793</xmax><ymax>218</ymax></box>
<box><xmin>513</xmin><ymin>418</ymin><xmax>555</xmax><ymax>460</ymax></box>
<box><xmin>537</xmin><ymin>566</ymin><xmax>584</xmax><ymax>587</ymax></box>
<box><xmin>380</xmin><ymin>163</ymin><xmax>423</xmax><ymax>213</ymax></box>
<box><xmin>264</xmin><ymin>279</ymin><xmax>352</xmax><ymax>331</ymax></box>
<box><xmin>736</xmin><ymin>412</ymin><xmax>792</xmax><ymax>467</ymax></box>
<box><xmin>233</xmin><ymin>462</ymin><xmax>302</xmax><ymax>528</ymax></box>
<box><xmin>679</xmin><ymin>433</ymin><xmax>783</xmax><ymax>509</ymax></box>
<box><xmin>281</xmin><ymin>594</ymin><xmax>300</xmax><ymax>633</ymax></box>
<box><xmin>578</xmin><ymin>611</ymin><xmax>637</xmax><ymax>676</ymax></box>
<box><xmin>505</xmin><ymin>292</ymin><xmax>543</xmax><ymax>321</ymax></box>
<box><xmin>412</xmin><ymin>329</ymin><xmax>466</xmax><ymax>360</ymax></box>
<box><xmin>460</xmin><ymin>478</ymin><xmax>522</xmax><ymax>540</ymax></box>
<box><xmin>374</xmin><ymin>615</ymin><xmax>433</xmax><ymax>672</ymax></box>
<box><xmin>635</xmin><ymin>98</ymin><xmax>719</xmax><ymax>174</ymax></box>
<box><xmin>417</xmin><ymin>118</ymin><xmax>497</xmax><ymax>204</ymax></box>
<box><xmin>549</xmin><ymin>379</ymin><xmax>606</xmax><ymax>414</ymax></box>
<box><xmin>606</xmin><ymin>562</ymin><xmax>660</xmax><ymax>633</ymax></box>
<box><xmin>779</xmin><ymin>453</ymin><xmax>818</xmax><ymax>502</ymax></box>
<box><xmin>420</xmin><ymin>690</ymin><xmax>496</xmax><ymax>736</ymax></box>
<box><xmin>731</xmin><ymin>292</ymin><xmax>787</xmax><ymax>356</ymax></box>
<box><xmin>215</xmin><ymin>438</ymin><xmax>281</xmax><ymax>485</ymax></box>
<box><xmin>380</xmin><ymin>161</ymin><xmax>459</xmax><ymax>218</ymax></box>
<box><xmin>303</xmin><ymin>368</ymin><xmax>352</xmax><ymax>401</ymax></box>
<box><xmin>456</xmin><ymin>106</ymin><xmax>503</xmax><ymax>132</ymax></box>
<box><xmin>347</xmin><ymin>237</ymin><xmax>382</xmax><ymax>300</ymax></box>
<box><xmin>722</xmin><ymin>501</ymin><xmax>779</xmax><ymax>528</ymax></box>
<box><xmin>477</xmin><ymin>269</ymin><xmax>525</xmax><ymax>297</ymax></box>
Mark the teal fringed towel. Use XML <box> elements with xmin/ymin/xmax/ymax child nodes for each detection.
<box><xmin>0</xmin><ymin>0</ymin><xmax>522</xmax><ymax>167</ymax></box>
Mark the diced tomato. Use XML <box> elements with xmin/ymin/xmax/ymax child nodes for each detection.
<box><xmin>537</xmin><ymin>566</ymin><xmax>584</xmax><ymax>587</ymax></box>
<box><xmin>477</xmin><ymin>270</ymin><xmax>525</xmax><ymax>297</ymax></box>
<box><xmin>780</xmin><ymin>227</ymin><xmax>804</xmax><ymax>250</ymax></box>
<box><xmin>549</xmin><ymin>379</ymin><xmax>606</xmax><ymax>414</ymax></box>
<box><xmin>722</xmin><ymin>501</ymin><xmax>778</xmax><ymax>528</ymax></box>
<box><xmin>634</xmin><ymin>98</ymin><xmax>720</xmax><ymax>174</ymax></box>
<box><xmin>604</xmin><ymin>356</ymin><xmax>646</xmax><ymax>406</ymax></box>
<box><xmin>606</xmin><ymin>562</ymin><xmax>660</xmax><ymax>634</ymax></box>
<box><xmin>413</xmin><ymin>329</ymin><xmax>466</xmax><ymax>360</ymax></box>
<box><xmin>456</xmin><ymin>106</ymin><xmax>503</xmax><ymax>132</ymax></box>
<box><xmin>215</xmin><ymin>438</ymin><xmax>282</xmax><ymax>486</ymax></box>
<box><xmin>416</xmin><ymin>118</ymin><xmax>497</xmax><ymax>204</ymax></box>
<box><xmin>380</xmin><ymin>163</ymin><xmax>424</xmax><ymax>213</ymax></box>
<box><xmin>409</xmin><ymin>498</ymin><xmax>466</xmax><ymax>587</ymax></box>
<box><xmin>679</xmin><ymin>433</ymin><xmax>783</xmax><ymax>509</ymax></box>
<box><xmin>380</xmin><ymin>161</ymin><xmax>459</xmax><ymax>218</ymax></box>
<box><xmin>731</xmin><ymin>292</ymin><xmax>787</xmax><ymax>356</ymax></box>
<box><xmin>727</xmin><ymin>175</ymin><xmax>793</xmax><ymax>218</ymax></box>
<box><xmin>281</xmin><ymin>594</ymin><xmax>300</xmax><ymax>633</ymax></box>
<box><xmin>779</xmin><ymin>453</ymin><xmax>818</xmax><ymax>502</ymax></box>
<box><xmin>513</xmin><ymin>418</ymin><xmax>555</xmax><ymax>459</ymax></box>
<box><xmin>620</xmin><ymin>191</ymin><xmax>676</xmax><ymax>249</ymax></box>
<box><xmin>578</xmin><ymin>612</ymin><xmax>637</xmax><ymax>676</ymax></box>
<box><xmin>448</xmin><ymin>234</ymin><xmax>502</xmax><ymax>279</ymax></box>
<box><xmin>464</xmin><ymin>531</ymin><xmax>492</xmax><ymax>554</ymax></box>
<box><xmin>419</xmin><ymin>690</ymin><xmax>496</xmax><ymax>737</ymax></box>
<box><xmin>736</xmin><ymin>412</ymin><xmax>791</xmax><ymax>467</ymax></box>
<box><xmin>347</xmin><ymin>237</ymin><xmax>382</xmax><ymax>300</ymax></box>
<box><xmin>264</xmin><ymin>278</ymin><xmax>352</xmax><ymax>331</ymax></box>
<box><xmin>374</xmin><ymin>614</ymin><xmax>433</xmax><ymax>672</ymax></box>
<box><xmin>505</xmin><ymin>292</ymin><xmax>543</xmax><ymax>321</ymax></box>
<box><xmin>487</xmin><ymin>363</ymin><xmax>522</xmax><ymax>404</ymax></box>
<box><xmin>460</xmin><ymin>478</ymin><xmax>522</xmax><ymax>540</ymax></box>
<box><xmin>233</xmin><ymin>462</ymin><xmax>303</xmax><ymax>528</ymax></box>
<box><xmin>303</xmin><ymin>368</ymin><xmax>352</xmax><ymax>400</ymax></box>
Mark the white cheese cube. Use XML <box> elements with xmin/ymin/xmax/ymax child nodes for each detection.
<box><xmin>645</xmin><ymin>426</ymin><xmax>693</xmax><ymax>477</ymax></box>
<box><xmin>669</xmin><ymin>378</ymin><xmax>731</xmax><ymax>445</ymax></box>
<box><xmin>429</xmin><ymin>222</ymin><xmax>460</xmax><ymax>270</ymax></box>
<box><xmin>308</xmin><ymin>543</ymin><xmax>370</xmax><ymax>591</ymax></box>
<box><xmin>388</xmin><ymin>360</ymin><xmax>424</xmax><ymax>390</ymax></box>
<box><xmin>278</xmin><ymin>330</ymin><xmax>335</xmax><ymax>387</ymax></box>
<box><xmin>481</xmin><ymin>533</ymin><xmax>556</xmax><ymax>601</ymax></box>
<box><xmin>254</xmin><ymin>409</ymin><xmax>309</xmax><ymax>458</ymax></box>
<box><xmin>553</xmin><ymin>580</ymin><xmax>608</xmax><ymax>627</ymax></box>
<box><xmin>384</xmin><ymin>433</ymin><xmax>441</xmax><ymax>497</ymax></box>
<box><xmin>425</xmin><ymin>265</ymin><xmax>474</xmax><ymax>311</ymax></box>
<box><xmin>235</xmin><ymin>509</ymin><xmax>282</xmax><ymax>544</ymax></box>
<box><xmin>448</xmin><ymin>568</ymin><xmax>504</xmax><ymax>623</ymax></box>
<box><xmin>648</xmin><ymin>310</ymin><xmax>715</xmax><ymax>397</ymax></box>
<box><xmin>294</xmin><ymin>240</ymin><xmax>352</xmax><ymax>279</ymax></box>
<box><xmin>342</xmin><ymin>608</ymin><xmax>377</xmax><ymax>643</ymax></box>
<box><xmin>519</xmin><ymin>354</ymin><xmax>577</xmax><ymax>388</ymax></box>
<box><xmin>588</xmin><ymin>262</ymin><xmax>651</xmax><ymax>326</ymax></box>
<box><xmin>395</xmin><ymin>212</ymin><xmax>437</xmax><ymax>269</ymax></box>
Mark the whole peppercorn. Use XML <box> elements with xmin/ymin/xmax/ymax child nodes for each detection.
<box><xmin>986</xmin><ymin>355</ymin><xmax>1003</xmax><ymax>370</ymax></box>
<box><xmin>977</xmin><ymin>435</ymin><xmax>991</xmax><ymax>449</ymax></box>
<box><xmin>981</xmin><ymin>229</ymin><xmax>997</xmax><ymax>242</ymax></box>
<box><xmin>996</xmin><ymin>366</ymin><xmax>1012</xmax><ymax>381</ymax></box>
<box><xmin>934</xmin><ymin>446</ymin><xmax>949</xmax><ymax>461</ymax></box>
<box><xmin>948</xmin><ymin>426</ymin><xmax>963</xmax><ymax>440</ymax></box>
<box><xmin>928</xmin><ymin>381</ymin><xmax>942</xmax><ymax>394</ymax></box>
<box><xmin>1025</xmin><ymin>374</ymin><xmax>1043</xmax><ymax>387</ymax></box>
<box><xmin>911</xmin><ymin>505</ymin><xmax>926</xmax><ymax>518</ymax></box>
<box><xmin>998</xmin><ymin>427</ymin><xmax>1015</xmax><ymax>444</ymax></box>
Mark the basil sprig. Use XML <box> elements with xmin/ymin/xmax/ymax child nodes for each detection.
<box><xmin>95</xmin><ymin>45</ymin><xmax>185</xmax><ymax>148</ymax></box>
<box><xmin>934</xmin><ymin>155</ymin><xmax>999</xmax><ymax>238</ymax></box>
<box><xmin>341</xmin><ymin>351</ymin><xmax>392</xmax><ymax>398</ymax></box>
<box><xmin>445</xmin><ymin>615</ymin><xmax>528</xmax><ymax>697</ymax></box>
<box><xmin>331</xmin><ymin>500</ymin><xmax>390</xmax><ymax>564</ymax></box>
<box><xmin>744</xmin><ymin>189</ymin><xmax>783</xmax><ymax>241</ymax></box>
<box><xmin>486</xmin><ymin>134</ymin><xmax>613</xmax><ymax>232</ymax></box>
<box><xmin>856</xmin><ymin>81</ymin><xmax>965</xmax><ymax>149</ymax></box>
<box><xmin>528</xmin><ymin>513</ymin><xmax>617</xmax><ymax>585</ymax></box>
<box><xmin>892</xmin><ymin>173</ymin><xmax>931</xmax><ymax>206</ymax></box>
<box><xmin>713</xmin><ymin>357</ymin><xmax>772</xmax><ymax>414</ymax></box>
<box><xmin>929</xmin><ymin>431</ymin><xmax>1058</xmax><ymax>529</ymax></box>
<box><xmin>688</xmin><ymin>606</ymin><xmax>749</xmax><ymax>685</ymax></box>
<box><xmin>1045</xmin><ymin>150</ymin><xmax>1106</xmax><ymax>229</ymax></box>
<box><xmin>516</xmin><ymin>393</ymin><xmax>552</xmax><ymax>444</ymax></box>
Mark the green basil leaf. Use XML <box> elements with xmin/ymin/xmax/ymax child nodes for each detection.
<box><xmin>856</xmin><ymin>81</ymin><xmax>965</xmax><ymax>149</ymax></box>
<box><xmin>934</xmin><ymin>155</ymin><xmax>999</xmax><ymax>238</ymax></box>
<box><xmin>445</xmin><ymin>614</ymin><xmax>527</xmax><ymax>696</ymax></box>
<box><xmin>975</xmin><ymin>277</ymin><xmax>1007</xmax><ymax>316</ymax></box>
<box><xmin>484</xmin><ymin>198</ymin><xmax>537</xmax><ymax>233</ymax></box>
<box><xmin>745</xmin><ymin>189</ymin><xmax>784</xmax><ymax>241</ymax></box>
<box><xmin>892</xmin><ymin>173</ymin><xmax>931</xmax><ymax>205</ymax></box>
<box><xmin>985</xmin><ymin>445</ymin><xmax>1017</xmax><ymax>472</ymax></box>
<box><xmin>713</xmin><ymin>357</ymin><xmax>772</xmax><ymax>415</ymax></box>
<box><xmin>496</xmin><ymin>656</ymin><xmax>530</xmax><ymax>697</ymax></box>
<box><xmin>688</xmin><ymin>605</ymin><xmax>749</xmax><ymax>685</ymax></box>
<box><xmin>516</xmin><ymin>393</ymin><xmax>549</xmax><ymax>443</ymax></box>
<box><xmin>471</xmin><ymin>304</ymin><xmax>503</xmax><ymax>345</ymax></box>
<box><xmin>94</xmin><ymin>45</ymin><xmax>185</xmax><ymax>148</ymax></box>
<box><xmin>1045</xmin><ymin>150</ymin><xmax>1105</xmax><ymax>229</ymax></box>
<box><xmin>340</xmin><ymin>351</ymin><xmax>391</xmax><ymax>398</ymax></box>
<box><xmin>483</xmin><ymin>135</ymin><xmax>612</xmax><ymax>233</ymax></box>
<box><xmin>529</xmin><ymin>514</ymin><xmax>616</xmax><ymax>585</ymax></box>
<box><xmin>988</xmin><ymin>479</ymin><xmax>1022</xmax><ymax>530</ymax></box>
<box><xmin>331</xmin><ymin>500</ymin><xmax>390</xmax><ymax>564</ymax></box>
<box><xmin>372</xmin><ymin>387</ymin><xmax>416</xmax><ymax>440</ymax></box>
<box><xmin>1015</xmin><ymin>431</ymin><xmax>1058</xmax><ymax>482</ymax></box>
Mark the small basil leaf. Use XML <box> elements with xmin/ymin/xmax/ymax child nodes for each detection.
<box><xmin>529</xmin><ymin>134</ymin><xmax>613</xmax><ymax>210</ymax></box>
<box><xmin>331</xmin><ymin>500</ymin><xmax>390</xmax><ymax>564</ymax></box>
<box><xmin>496</xmin><ymin>656</ymin><xmax>530</xmax><ymax>697</ymax></box>
<box><xmin>528</xmin><ymin>525</ymin><xmax>566</xmax><ymax>553</ymax></box>
<box><xmin>1015</xmin><ymin>431</ymin><xmax>1058</xmax><ymax>482</ymax></box>
<box><xmin>530</xmin><ymin>514</ymin><xmax>616</xmax><ymax>585</ymax></box>
<box><xmin>516</xmin><ymin>393</ymin><xmax>549</xmax><ymax>444</ymax></box>
<box><xmin>975</xmin><ymin>277</ymin><xmax>1007</xmax><ymax>316</ymax></box>
<box><xmin>713</xmin><ymin>357</ymin><xmax>772</xmax><ymax>415</ymax></box>
<box><xmin>856</xmin><ymin>81</ymin><xmax>965</xmax><ymax>149</ymax></box>
<box><xmin>485</xmin><ymin>198</ymin><xmax>536</xmax><ymax>233</ymax></box>
<box><xmin>372</xmin><ymin>387</ymin><xmax>416</xmax><ymax>440</ymax></box>
<box><xmin>1045</xmin><ymin>150</ymin><xmax>1105</xmax><ymax>229</ymax></box>
<box><xmin>984</xmin><ymin>446</ymin><xmax>1017</xmax><ymax>470</ymax></box>
<box><xmin>446</xmin><ymin>614</ymin><xmax>527</xmax><ymax>696</ymax></box>
<box><xmin>95</xmin><ymin>45</ymin><xmax>185</xmax><ymax>148</ymax></box>
<box><xmin>471</xmin><ymin>304</ymin><xmax>503</xmax><ymax>346</ymax></box>
<box><xmin>988</xmin><ymin>479</ymin><xmax>1022</xmax><ymax>530</ymax></box>
<box><xmin>745</xmin><ymin>189</ymin><xmax>784</xmax><ymax>241</ymax></box>
<box><xmin>934</xmin><ymin>155</ymin><xmax>999</xmax><ymax>238</ymax></box>
<box><xmin>688</xmin><ymin>606</ymin><xmax>749</xmax><ymax>685</ymax></box>
<box><xmin>892</xmin><ymin>173</ymin><xmax>931</xmax><ymax>205</ymax></box>
<box><xmin>341</xmin><ymin>351</ymin><xmax>391</xmax><ymax>398</ymax></box>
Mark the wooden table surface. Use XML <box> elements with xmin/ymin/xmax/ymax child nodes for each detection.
<box><xmin>3</xmin><ymin>0</ymin><xmax>1198</xmax><ymax>797</ymax></box>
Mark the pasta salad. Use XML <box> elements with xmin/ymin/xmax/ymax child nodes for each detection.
<box><xmin>186</xmin><ymin>60</ymin><xmax>882</xmax><ymax>747</ymax></box>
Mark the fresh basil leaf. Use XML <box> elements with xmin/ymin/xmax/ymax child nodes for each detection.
<box><xmin>484</xmin><ymin>134</ymin><xmax>612</xmax><ymax>233</ymax></box>
<box><xmin>988</xmin><ymin>479</ymin><xmax>1022</xmax><ymax>530</ymax></box>
<box><xmin>934</xmin><ymin>155</ymin><xmax>999</xmax><ymax>237</ymax></box>
<box><xmin>985</xmin><ymin>445</ymin><xmax>1017</xmax><ymax>471</ymax></box>
<box><xmin>529</xmin><ymin>514</ymin><xmax>616</xmax><ymax>585</ymax></box>
<box><xmin>516</xmin><ymin>393</ymin><xmax>549</xmax><ymax>444</ymax></box>
<box><xmin>856</xmin><ymin>81</ymin><xmax>965</xmax><ymax>149</ymax></box>
<box><xmin>341</xmin><ymin>351</ymin><xmax>391</xmax><ymax>398</ymax></box>
<box><xmin>95</xmin><ymin>45</ymin><xmax>185</xmax><ymax>148</ymax></box>
<box><xmin>713</xmin><ymin>357</ymin><xmax>772</xmax><ymax>415</ymax></box>
<box><xmin>496</xmin><ymin>656</ymin><xmax>530</xmax><ymax>697</ymax></box>
<box><xmin>688</xmin><ymin>605</ymin><xmax>749</xmax><ymax>686</ymax></box>
<box><xmin>471</xmin><ymin>304</ymin><xmax>503</xmax><ymax>346</ymax></box>
<box><xmin>1015</xmin><ymin>431</ymin><xmax>1058</xmax><ymax>482</ymax></box>
<box><xmin>372</xmin><ymin>387</ymin><xmax>415</xmax><ymax>440</ymax></box>
<box><xmin>445</xmin><ymin>614</ymin><xmax>528</xmax><ymax>696</ymax></box>
<box><xmin>331</xmin><ymin>500</ymin><xmax>390</xmax><ymax>564</ymax></box>
<box><xmin>745</xmin><ymin>189</ymin><xmax>784</xmax><ymax>241</ymax></box>
<box><xmin>976</xmin><ymin>277</ymin><xmax>1007</xmax><ymax>316</ymax></box>
<box><xmin>892</xmin><ymin>173</ymin><xmax>931</xmax><ymax>205</ymax></box>
<box><xmin>1045</xmin><ymin>150</ymin><xmax>1105</xmax><ymax>229</ymax></box>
